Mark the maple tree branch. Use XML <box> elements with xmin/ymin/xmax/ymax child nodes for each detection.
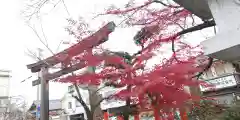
<box><xmin>153</xmin><ymin>0</ymin><xmax>169</xmax><ymax>6</ymax></box>
<box><xmin>171</xmin><ymin>38</ymin><xmax>180</xmax><ymax>62</ymax></box>
<box><xmin>177</xmin><ymin>20</ymin><xmax>216</xmax><ymax>36</ymax></box>
<box><xmin>133</xmin><ymin>20</ymin><xmax>216</xmax><ymax>57</ymax></box>
<box><xmin>69</xmin><ymin>64</ymin><xmax>90</xmax><ymax>112</ymax></box>
<box><xmin>104</xmin><ymin>82</ymin><xmax>124</xmax><ymax>88</ymax></box>
<box><xmin>90</xmin><ymin>85</ymin><xmax>107</xmax><ymax>98</ymax></box>
<box><xmin>73</xmin><ymin>83</ymin><xmax>92</xmax><ymax>114</ymax></box>
<box><xmin>193</xmin><ymin>57</ymin><xmax>213</xmax><ymax>79</ymax></box>
<box><xmin>153</xmin><ymin>0</ymin><xmax>181</xmax><ymax>8</ymax></box>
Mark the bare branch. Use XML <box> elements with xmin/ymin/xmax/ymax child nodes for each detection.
<box><xmin>25</xmin><ymin>47</ymin><xmax>42</xmax><ymax>61</ymax></box>
<box><xmin>25</xmin><ymin>47</ymin><xmax>51</xmax><ymax>66</ymax></box>
<box><xmin>28</xmin><ymin>25</ymin><xmax>55</xmax><ymax>55</ymax></box>
<box><xmin>55</xmin><ymin>39</ymin><xmax>64</xmax><ymax>53</ymax></box>
<box><xmin>61</xmin><ymin>0</ymin><xmax>70</xmax><ymax>16</ymax></box>
<box><xmin>40</xmin><ymin>18</ymin><xmax>49</xmax><ymax>47</ymax></box>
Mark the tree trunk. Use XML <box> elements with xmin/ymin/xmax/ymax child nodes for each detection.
<box><xmin>89</xmin><ymin>87</ymin><xmax>103</xmax><ymax>120</ymax></box>
<box><xmin>123</xmin><ymin>85</ymin><xmax>131</xmax><ymax>120</ymax></box>
<box><xmin>87</xmin><ymin>66</ymin><xmax>103</xmax><ymax>120</ymax></box>
<box><xmin>86</xmin><ymin>112</ymin><xmax>94</xmax><ymax>120</ymax></box>
<box><xmin>74</xmin><ymin>84</ymin><xmax>93</xmax><ymax>120</ymax></box>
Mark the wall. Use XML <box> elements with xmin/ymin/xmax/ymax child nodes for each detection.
<box><xmin>100</xmin><ymin>87</ymin><xmax>125</xmax><ymax>110</ymax></box>
<box><xmin>200</xmin><ymin>61</ymin><xmax>238</xmax><ymax>91</ymax></box>
<box><xmin>202</xmin><ymin>61</ymin><xmax>235</xmax><ymax>79</ymax></box>
<box><xmin>200</xmin><ymin>61</ymin><xmax>238</xmax><ymax>105</ymax></box>
<box><xmin>0</xmin><ymin>70</ymin><xmax>11</xmax><ymax>97</ymax></box>
<box><xmin>201</xmin><ymin>0</ymin><xmax>240</xmax><ymax>61</ymax></box>
<box><xmin>61</xmin><ymin>93</ymin><xmax>89</xmax><ymax>120</ymax></box>
<box><xmin>207</xmin><ymin>0</ymin><xmax>240</xmax><ymax>33</ymax></box>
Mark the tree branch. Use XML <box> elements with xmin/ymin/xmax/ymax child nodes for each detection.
<box><xmin>28</xmin><ymin>25</ymin><xmax>55</xmax><ymax>55</ymax></box>
<box><xmin>73</xmin><ymin>83</ymin><xmax>92</xmax><ymax>114</ymax></box>
<box><xmin>177</xmin><ymin>20</ymin><xmax>216</xmax><ymax>36</ymax></box>
<box><xmin>61</xmin><ymin>0</ymin><xmax>70</xmax><ymax>15</ymax></box>
<box><xmin>153</xmin><ymin>0</ymin><xmax>181</xmax><ymax>8</ymax></box>
<box><xmin>192</xmin><ymin>57</ymin><xmax>213</xmax><ymax>79</ymax></box>
<box><xmin>90</xmin><ymin>85</ymin><xmax>107</xmax><ymax>97</ymax></box>
<box><xmin>171</xmin><ymin>38</ymin><xmax>180</xmax><ymax>62</ymax></box>
<box><xmin>133</xmin><ymin>20</ymin><xmax>216</xmax><ymax>57</ymax></box>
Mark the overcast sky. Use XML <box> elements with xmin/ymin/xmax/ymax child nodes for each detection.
<box><xmin>0</xmin><ymin>0</ymin><xmax>215</xmax><ymax>108</ymax></box>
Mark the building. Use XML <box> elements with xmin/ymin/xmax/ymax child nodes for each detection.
<box><xmin>0</xmin><ymin>70</ymin><xmax>11</xmax><ymax>96</ymax></box>
<box><xmin>60</xmin><ymin>85</ymin><xmax>90</xmax><ymax>120</ymax></box>
<box><xmin>200</xmin><ymin>60</ymin><xmax>240</xmax><ymax>105</ymax></box>
<box><xmin>101</xmin><ymin>87</ymin><xmax>125</xmax><ymax>111</ymax></box>
<box><xmin>173</xmin><ymin>0</ymin><xmax>240</xmax><ymax>62</ymax></box>
<box><xmin>0</xmin><ymin>70</ymin><xmax>11</xmax><ymax>115</ymax></box>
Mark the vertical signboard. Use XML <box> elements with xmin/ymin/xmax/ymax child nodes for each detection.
<box><xmin>36</xmin><ymin>105</ymin><xmax>40</xmax><ymax>119</ymax></box>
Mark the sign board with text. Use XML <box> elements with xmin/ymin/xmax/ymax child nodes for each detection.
<box><xmin>200</xmin><ymin>75</ymin><xmax>237</xmax><ymax>92</ymax></box>
<box><xmin>32</xmin><ymin>79</ymin><xmax>41</xmax><ymax>86</ymax></box>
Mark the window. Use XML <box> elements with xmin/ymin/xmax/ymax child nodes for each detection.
<box><xmin>68</xmin><ymin>85</ymin><xmax>74</xmax><ymax>93</ymax></box>
<box><xmin>68</xmin><ymin>102</ymin><xmax>72</xmax><ymax>109</ymax></box>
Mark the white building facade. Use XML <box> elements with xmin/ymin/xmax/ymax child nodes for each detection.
<box><xmin>0</xmin><ymin>70</ymin><xmax>11</xmax><ymax>97</ymax></box>
<box><xmin>0</xmin><ymin>70</ymin><xmax>11</xmax><ymax>119</ymax></box>
<box><xmin>61</xmin><ymin>85</ymin><xmax>90</xmax><ymax>120</ymax></box>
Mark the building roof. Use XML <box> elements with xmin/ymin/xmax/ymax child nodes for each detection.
<box><xmin>173</xmin><ymin>0</ymin><xmax>213</xmax><ymax>20</ymax></box>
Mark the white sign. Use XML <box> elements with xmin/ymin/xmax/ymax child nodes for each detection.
<box><xmin>200</xmin><ymin>75</ymin><xmax>237</xmax><ymax>92</ymax></box>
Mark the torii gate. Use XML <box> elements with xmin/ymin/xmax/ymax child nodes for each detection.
<box><xmin>26</xmin><ymin>22</ymin><xmax>116</xmax><ymax>120</ymax></box>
